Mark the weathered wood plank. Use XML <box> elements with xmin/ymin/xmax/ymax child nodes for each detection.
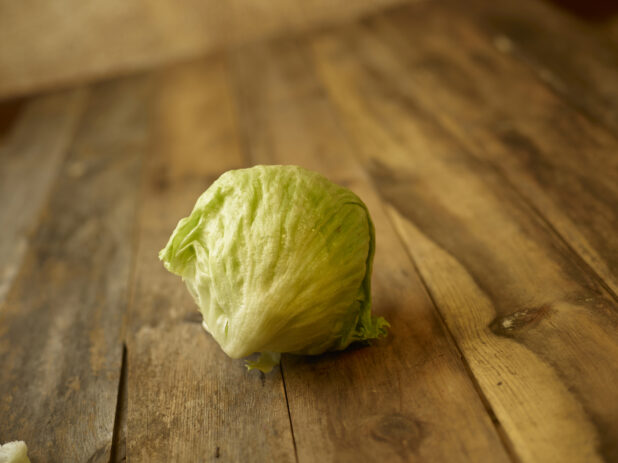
<box><xmin>310</xmin><ymin>24</ymin><xmax>618</xmax><ymax>463</ymax></box>
<box><xmin>230</xmin><ymin>40</ymin><xmax>513</xmax><ymax>463</ymax></box>
<box><xmin>0</xmin><ymin>89</ymin><xmax>87</xmax><ymax>303</ymax></box>
<box><xmin>0</xmin><ymin>77</ymin><xmax>146</xmax><ymax>462</ymax></box>
<box><xmin>340</xmin><ymin>4</ymin><xmax>618</xmax><ymax>298</ymax></box>
<box><xmin>449</xmin><ymin>0</ymin><xmax>618</xmax><ymax>131</ymax></box>
<box><xmin>126</xmin><ymin>58</ymin><xmax>296</xmax><ymax>462</ymax></box>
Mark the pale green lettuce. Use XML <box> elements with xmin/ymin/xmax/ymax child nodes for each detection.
<box><xmin>159</xmin><ymin>165</ymin><xmax>388</xmax><ymax>372</ymax></box>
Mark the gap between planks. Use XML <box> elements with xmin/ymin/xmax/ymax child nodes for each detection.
<box><xmin>386</xmin><ymin>210</ymin><xmax>521</xmax><ymax>463</ymax></box>
<box><xmin>489</xmin><ymin>177</ymin><xmax>618</xmax><ymax>304</ymax></box>
<box><xmin>280</xmin><ymin>365</ymin><xmax>300</xmax><ymax>463</ymax></box>
<box><xmin>125</xmin><ymin>58</ymin><xmax>296</xmax><ymax>462</ymax></box>
<box><xmin>110</xmin><ymin>345</ymin><xmax>128</xmax><ymax>463</ymax></box>
<box><xmin>109</xmin><ymin>102</ymin><xmax>151</xmax><ymax>462</ymax></box>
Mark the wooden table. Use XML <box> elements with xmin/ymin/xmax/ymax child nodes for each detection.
<box><xmin>1</xmin><ymin>0</ymin><xmax>617</xmax><ymax>461</ymax></box>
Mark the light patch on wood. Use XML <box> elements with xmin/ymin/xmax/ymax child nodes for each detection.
<box><xmin>493</xmin><ymin>35</ymin><xmax>513</xmax><ymax>53</ymax></box>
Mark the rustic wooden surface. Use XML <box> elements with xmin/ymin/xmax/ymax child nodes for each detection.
<box><xmin>0</xmin><ymin>90</ymin><xmax>86</xmax><ymax>304</ymax></box>
<box><xmin>1</xmin><ymin>0</ymin><xmax>617</xmax><ymax>461</ymax></box>
<box><xmin>309</xmin><ymin>7</ymin><xmax>618</xmax><ymax>461</ymax></box>
<box><xmin>0</xmin><ymin>78</ymin><xmax>145</xmax><ymax>462</ymax></box>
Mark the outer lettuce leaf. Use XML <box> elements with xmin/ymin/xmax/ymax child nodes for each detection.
<box><xmin>160</xmin><ymin>165</ymin><xmax>388</xmax><ymax>372</ymax></box>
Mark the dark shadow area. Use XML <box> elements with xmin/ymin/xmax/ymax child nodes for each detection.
<box><xmin>545</xmin><ymin>0</ymin><xmax>618</xmax><ymax>21</ymax></box>
<box><xmin>0</xmin><ymin>97</ymin><xmax>24</xmax><ymax>139</ymax></box>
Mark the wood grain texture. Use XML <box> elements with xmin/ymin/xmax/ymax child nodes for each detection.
<box><xmin>0</xmin><ymin>0</ymin><xmax>407</xmax><ymax>100</ymax></box>
<box><xmin>126</xmin><ymin>58</ymin><xmax>296</xmax><ymax>462</ymax></box>
<box><xmin>339</xmin><ymin>3</ymin><xmax>618</xmax><ymax>298</ymax></box>
<box><xmin>0</xmin><ymin>89</ymin><xmax>87</xmax><ymax>303</ymax></box>
<box><xmin>310</xmin><ymin>24</ymin><xmax>618</xmax><ymax>462</ymax></box>
<box><xmin>230</xmin><ymin>40</ymin><xmax>512</xmax><ymax>463</ymax></box>
<box><xmin>0</xmin><ymin>77</ymin><xmax>145</xmax><ymax>462</ymax></box>
<box><xmin>450</xmin><ymin>0</ymin><xmax>618</xmax><ymax>131</ymax></box>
